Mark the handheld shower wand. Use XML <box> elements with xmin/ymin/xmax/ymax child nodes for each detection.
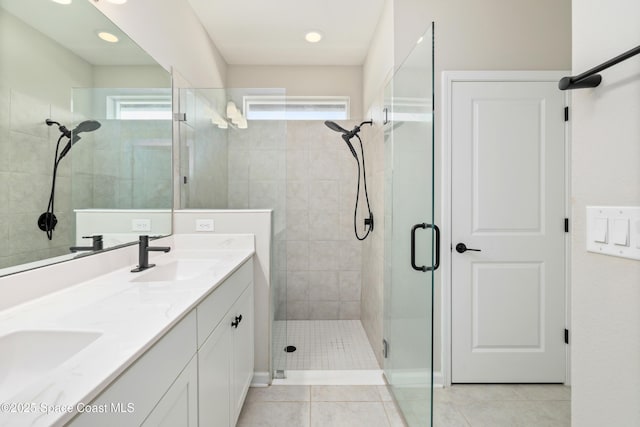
<box><xmin>324</xmin><ymin>120</ymin><xmax>374</xmax><ymax>240</ymax></box>
<box><xmin>39</xmin><ymin>119</ymin><xmax>101</xmax><ymax>240</ymax></box>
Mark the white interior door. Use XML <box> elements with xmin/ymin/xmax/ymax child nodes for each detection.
<box><xmin>451</xmin><ymin>79</ymin><xmax>566</xmax><ymax>383</ymax></box>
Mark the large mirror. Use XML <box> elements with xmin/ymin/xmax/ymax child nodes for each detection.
<box><xmin>0</xmin><ymin>0</ymin><xmax>172</xmax><ymax>276</ymax></box>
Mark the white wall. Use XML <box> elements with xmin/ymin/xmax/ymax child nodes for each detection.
<box><xmin>227</xmin><ymin>66</ymin><xmax>364</xmax><ymax>119</ymax></box>
<box><xmin>0</xmin><ymin>9</ymin><xmax>93</xmax><ymax>110</ymax></box>
<box><xmin>90</xmin><ymin>0</ymin><xmax>227</xmax><ymax>87</ymax></box>
<box><xmin>92</xmin><ymin>66</ymin><xmax>170</xmax><ymax>88</ymax></box>
<box><xmin>362</xmin><ymin>0</ymin><xmax>393</xmax><ymax>113</ymax></box>
<box><xmin>571</xmin><ymin>1</ymin><xmax>640</xmax><ymax>425</ymax></box>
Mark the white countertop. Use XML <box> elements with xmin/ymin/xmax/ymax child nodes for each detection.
<box><xmin>0</xmin><ymin>234</ymin><xmax>255</xmax><ymax>427</ymax></box>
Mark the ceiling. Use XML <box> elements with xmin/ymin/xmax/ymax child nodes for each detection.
<box><xmin>0</xmin><ymin>0</ymin><xmax>156</xmax><ymax>66</ymax></box>
<box><xmin>187</xmin><ymin>0</ymin><xmax>386</xmax><ymax>66</ymax></box>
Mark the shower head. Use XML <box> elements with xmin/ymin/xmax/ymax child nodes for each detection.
<box><xmin>57</xmin><ymin>120</ymin><xmax>102</xmax><ymax>161</ymax></box>
<box><xmin>74</xmin><ymin>120</ymin><xmax>101</xmax><ymax>134</ymax></box>
<box><xmin>325</xmin><ymin>120</ymin><xmax>373</xmax><ymax>160</ymax></box>
<box><xmin>325</xmin><ymin>120</ymin><xmax>358</xmax><ymax>159</ymax></box>
<box><xmin>324</xmin><ymin>120</ymin><xmax>349</xmax><ymax>134</ymax></box>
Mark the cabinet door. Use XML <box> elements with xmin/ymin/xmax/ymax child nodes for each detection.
<box><xmin>199</xmin><ymin>316</ymin><xmax>232</xmax><ymax>427</ymax></box>
<box><xmin>141</xmin><ymin>356</ymin><xmax>198</xmax><ymax>427</ymax></box>
<box><xmin>231</xmin><ymin>285</ymin><xmax>254</xmax><ymax>425</ymax></box>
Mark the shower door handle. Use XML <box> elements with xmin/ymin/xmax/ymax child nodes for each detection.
<box><xmin>411</xmin><ymin>223</ymin><xmax>440</xmax><ymax>272</ymax></box>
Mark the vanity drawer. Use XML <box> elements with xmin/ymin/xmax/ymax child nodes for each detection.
<box><xmin>197</xmin><ymin>258</ymin><xmax>253</xmax><ymax>347</ymax></box>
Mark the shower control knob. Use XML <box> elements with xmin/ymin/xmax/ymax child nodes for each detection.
<box><xmin>455</xmin><ymin>243</ymin><xmax>481</xmax><ymax>254</ymax></box>
<box><xmin>231</xmin><ymin>314</ymin><xmax>243</xmax><ymax>328</ymax></box>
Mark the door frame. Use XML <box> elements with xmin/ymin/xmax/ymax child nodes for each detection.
<box><xmin>440</xmin><ymin>71</ymin><xmax>572</xmax><ymax>386</ymax></box>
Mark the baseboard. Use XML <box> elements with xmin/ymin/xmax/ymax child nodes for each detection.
<box><xmin>251</xmin><ymin>371</ymin><xmax>271</xmax><ymax>387</ymax></box>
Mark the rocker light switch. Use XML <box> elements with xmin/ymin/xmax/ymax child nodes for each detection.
<box><xmin>612</xmin><ymin>218</ymin><xmax>629</xmax><ymax>246</ymax></box>
<box><xmin>593</xmin><ymin>217</ymin><xmax>608</xmax><ymax>243</ymax></box>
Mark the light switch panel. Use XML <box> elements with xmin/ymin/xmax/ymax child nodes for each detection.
<box><xmin>195</xmin><ymin>219</ymin><xmax>214</xmax><ymax>232</ymax></box>
<box><xmin>132</xmin><ymin>218</ymin><xmax>151</xmax><ymax>232</ymax></box>
<box><xmin>612</xmin><ymin>219</ymin><xmax>629</xmax><ymax>246</ymax></box>
<box><xmin>586</xmin><ymin>206</ymin><xmax>640</xmax><ymax>261</ymax></box>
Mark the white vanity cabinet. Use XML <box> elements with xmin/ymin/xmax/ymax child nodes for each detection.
<box><xmin>68</xmin><ymin>257</ymin><xmax>254</xmax><ymax>427</ymax></box>
<box><xmin>69</xmin><ymin>311</ymin><xmax>198</xmax><ymax>427</ymax></box>
<box><xmin>198</xmin><ymin>259</ymin><xmax>254</xmax><ymax>427</ymax></box>
<box><xmin>141</xmin><ymin>356</ymin><xmax>199</xmax><ymax>427</ymax></box>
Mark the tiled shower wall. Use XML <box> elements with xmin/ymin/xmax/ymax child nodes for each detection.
<box><xmin>179</xmin><ymin>89</ymin><xmax>228</xmax><ymax>209</ymax></box>
<box><xmin>359</xmin><ymin>121</ymin><xmax>386</xmax><ymax>365</ymax></box>
<box><xmin>73</xmin><ymin>120</ymin><xmax>172</xmax><ymax>211</ymax></box>
<box><xmin>188</xmin><ymin>117</ymin><xmax>364</xmax><ymax>322</ymax></box>
<box><xmin>0</xmin><ymin>88</ymin><xmax>73</xmax><ymax>268</ymax></box>
<box><xmin>283</xmin><ymin>121</ymin><xmax>363</xmax><ymax>321</ymax></box>
<box><xmin>226</xmin><ymin>120</ymin><xmax>288</xmax><ymax>320</ymax></box>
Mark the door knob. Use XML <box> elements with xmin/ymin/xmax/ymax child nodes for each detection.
<box><xmin>455</xmin><ymin>243</ymin><xmax>481</xmax><ymax>253</ymax></box>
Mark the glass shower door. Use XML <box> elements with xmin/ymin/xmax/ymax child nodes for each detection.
<box><xmin>383</xmin><ymin>23</ymin><xmax>436</xmax><ymax>426</ymax></box>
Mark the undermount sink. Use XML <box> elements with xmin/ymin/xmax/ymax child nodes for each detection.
<box><xmin>130</xmin><ymin>259</ymin><xmax>217</xmax><ymax>283</ymax></box>
<box><xmin>0</xmin><ymin>330</ymin><xmax>102</xmax><ymax>401</ymax></box>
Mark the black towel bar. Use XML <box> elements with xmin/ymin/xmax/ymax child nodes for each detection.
<box><xmin>558</xmin><ymin>44</ymin><xmax>640</xmax><ymax>90</ymax></box>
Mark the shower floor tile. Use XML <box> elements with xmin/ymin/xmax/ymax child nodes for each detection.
<box><xmin>273</xmin><ymin>320</ymin><xmax>379</xmax><ymax>371</ymax></box>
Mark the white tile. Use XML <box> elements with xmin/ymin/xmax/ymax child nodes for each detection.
<box><xmin>339</xmin><ymin>271</ymin><xmax>362</xmax><ymax>300</ymax></box>
<box><xmin>311</xmin><ymin>385</ymin><xmax>381</xmax><ymax>402</ymax></box>
<box><xmin>309</xmin><ymin>180</ymin><xmax>339</xmax><ymax>211</ymax></box>
<box><xmin>309</xmin><ymin>150</ymin><xmax>340</xmax><ymax>180</ymax></box>
<box><xmin>434</xmin><ymin>385</ymin><xmax>522</xmax><ymax>404</ymax></box>
<box><xmin>287</xmin><ymin>241</ymin><xmax>309</xmax><ymax>270</ymax></box>
<box><xmin>311</xmin><ymin>402</ymin><xmax>390</xmax><ymax>427</ymax></box>
<box><xmin>287</xmin><ymin>271</ymin><xmax>310</xmax><ymax>301</ymax></box>
<box><xmin>310</xmin><ymin>301</ymin><xmax>339</xmax><ymax>320</ymax></box>
<box><xmin>238</xmin><ymin>401</ymin><xmax>310</xmax><ymax>427</ymax></box>
<box><xmin>287</xmin><ymin>181</ymin><xmax>309</xmax><ymax>211</ymax></box>
<box><xmin>309</xmin><ymin>241</ymin><xmax>340</xmax><ymax>271</ymax></box>
<box><xmin>287</xmin><ymin>150</ymin><xmax>309</xmax><ymax>180</ymax></box>
<box><xmin>458</xmin><ymin>400</ymin><xmax>562</xmax><ymax>427</ymax></box>
<box><xmin>339</xmin><ymin>241</ymin><xmax>362</xmax><ymax>271</ymax></box>
<box><xmin>339</xmin><ymin>301</ymin><xmax>360</xmax><ymax>320</ymax></box>
<box><xmin>513</xmin><ymin>385</ymin><xmax>571</xmax><ymax>401</ymax></box>
<box><xmin>308</xmin><ymin>271</ymin><xmax>339</xmax><ymax>301</ymax></box>
<box><xmin>383</xmin><ymin>401</ymin><xmax>408</xmax><ymax>427</ymax></box>
<box><xmin>286</xmin><ymin>209</ymin><xmax>309</xmax><ymax>241</ymax></box>
<box><xmin>249</xmin><ymin>180</ymin><xmax>279</xmax><ymax>209</ymax></box>
<box><xmin>249</xmin><ymin>150</ymin><xmax>285</xmax><ymax>180</ymax></box>
<box><xmin>246</xmin><ymin>386</ymin><xmax>311</xmax><ymax>402</ymax></box>
<box><xmin>432</xmin><ymin>402</ymin><xmax>470</xmax><ymax>426</ymax></box>
<box><xmin>228</xmin><ymin>150</ymin><xmax>250</xmax><ymax>180</ymax></box>
<box><xmin>308</xmin><ymin>210</ymin><xmax>341</xmax><ymax>241</ymax></box>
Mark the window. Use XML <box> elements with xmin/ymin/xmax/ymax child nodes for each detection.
<box><xmin>243</xmin><ymin>96</ymin><xmax>350</xmax><ymax>120</ymax></box>
<box><xmin>106</xmin><ymin>95</ymin><xmax>172</xmax><ymax>120</ymax></box>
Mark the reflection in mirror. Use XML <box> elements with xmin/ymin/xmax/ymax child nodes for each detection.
<box><xmin>0</xmin><ymin>0</ymin><xmax>172</xmax><ymax>276</ymax></box>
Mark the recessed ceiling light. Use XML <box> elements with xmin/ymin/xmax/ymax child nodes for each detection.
<box><xmin>417</xmin><ymin>36</ymin><xmax>424</xmax><ymax>44</ymax></box>
<box><xmin>97</xmin><ymin>31</ymin><xmax>119</xmax><ymax>43</ymax></box>
<box><xmin>105</xmin><ymin>0</ymin><xmax>128</xmax><ymax>4</ymax></box>
<box><xmin>51</xmin><ymin>0</ymin><xmax>72</xmax><ymax>4</ymax></box>
<box><xmin>305</xmin><ymin>31</ymin><xmax>323</xmax><ymax>43</ymax></box>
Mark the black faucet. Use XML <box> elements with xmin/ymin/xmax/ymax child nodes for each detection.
<box><xmin>131</xmin><ymin>235</ymin><xmax>171</xmax><ymax>272</ymax></box>
<box><xmin>70</xmin><ymin>235</ymin><xmax>103</xmax><ymax>253</ymax></box>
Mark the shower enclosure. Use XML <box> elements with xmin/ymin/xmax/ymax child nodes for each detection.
<box><xmin>383</xmin><ymin>24</ymin><xmax>436</xmax><ymax>426</ymax></box>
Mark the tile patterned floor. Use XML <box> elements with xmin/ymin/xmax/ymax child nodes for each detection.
<box><xmin>238</xmin><ymin>384</ymin><xmax>571</xmax><ymax>427</ymax></box>
<box><xmin>272</xmin><ymin>320</ymin><xmax>379</xmax><ymax>371</ymax></box>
